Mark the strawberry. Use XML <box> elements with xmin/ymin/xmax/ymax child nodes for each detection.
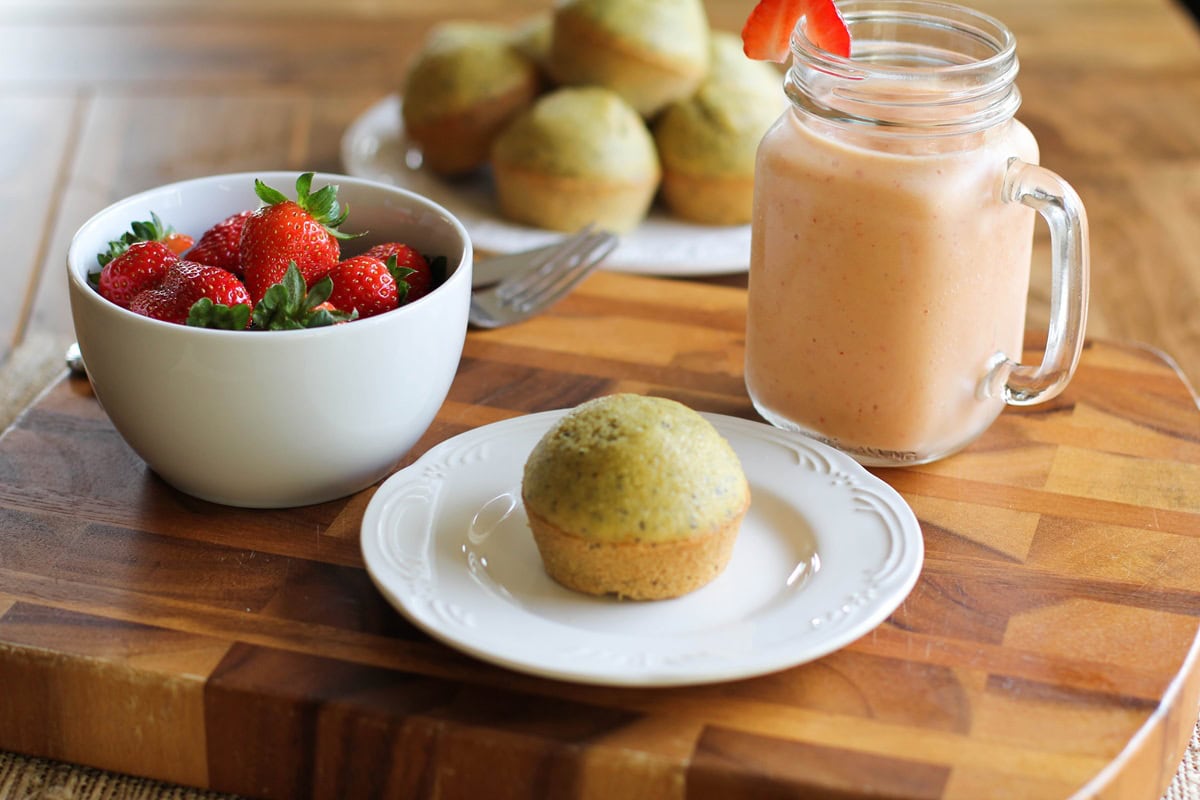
<box><xmin>129</xmin><ymin>260</ymin><xmax>252</xmax><ymax>329</ymax></box>
<box><xmin>163</xmin><ymin>231</ymin><xmax>195</xmax><ymax>256</ymax></box>
<box><xmin>186</xmin><ymin>209</ymin><xmax>253</xmax><ymax>276</ymax></box>
<box><xmin>742</xmin><ymin>0</ymin><xmax>850</xmax><ymax>62</ymax></box>
<box><xmin>251</xmin><ymin>262</ymin><xmax>356</xmax><ymax>330</ymax></box>
<box><xmin>95</xmin><ymin>212</ymin><xmax>194</xmax><ymax>268</ymax></box>
<box><xmin>363</xmin><ymin>242</ymin><xmax>433</xmax><ymax>303</ymax></box>
<box><xmin>324</xmin><ymin>255</ymin><xmax>400</xmax><ymax>318</ymax></box>
<box><xmin>129</xmin><ymin>285</ymin><xmax>192</xmax><ymax>325</ymax></box>
<box><xmin>239</xmin><ymin>173</ymin><xmax>357</xmax><ymax>305</ymax></box>
<box><xmin>96</xmin><ymin>240</ymin><xmax>180</xmax><ymax>309</ymax></box>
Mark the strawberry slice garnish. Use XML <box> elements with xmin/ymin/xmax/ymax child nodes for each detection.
<box><xmin>742</xmin><ymin>0</ymin><xmax>850</xmax><ymax>62</ymax></box>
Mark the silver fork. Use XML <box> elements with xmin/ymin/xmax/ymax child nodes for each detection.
<box><xmin>468</xmin><ymin>226</ymin><xmax>618</xmax><ymax>329</ymax></box>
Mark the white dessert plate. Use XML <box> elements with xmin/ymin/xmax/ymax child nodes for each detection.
<box><xmin>361</xmin><ymin>409</ymin><xmax>924</xmax><ymax>687</ymax></box>
<box><xmin>340</xmin><ymin>94</ymin><xmax>753</xmax><ymax>275</ymax></box>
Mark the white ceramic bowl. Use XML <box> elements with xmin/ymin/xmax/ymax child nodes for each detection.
<box><xmin>67</xmin><ymin>171</ymin><xmax>472</xmax><ymax>508</ymax></box>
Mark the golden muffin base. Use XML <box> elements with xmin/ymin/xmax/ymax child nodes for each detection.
<box><xmin>525</xmin><ymin>504</ymin><xmax>746</xmax><ymax>600</ymax></box>
<box><xmin>660</xmin><ymin>170</ymin><xmax>756</xmax><ymax>226</ymax></box>
<box><xmin>491</xmin><ymin>161</ymin><xmax>658</xmax><ymax>233</ymax></box>
<box><xmin>406</xmin><ymin>80</ymin><xmax>539</xmax><ymax>176</ymax></box>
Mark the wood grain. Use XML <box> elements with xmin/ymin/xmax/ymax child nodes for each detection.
<box><xmin>1</xmin><ymin>272</ymin><xmax>1199</xmax><ymax>799</ymax></box>
<box><xmin>1</xmin><ymin>0</ymin><xmax>1199</xmax><ymax>390</ymax></box>
<box><xmin>1</xmin><ymin>1</ymin><xmax>1199</xmax><ymax>796</ymax></box>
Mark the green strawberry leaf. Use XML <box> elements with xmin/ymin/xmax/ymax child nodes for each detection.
<box><xmin>305</xmin><ymin>307</ymin><xmax>348</xmax><ymax>328</ymax></box>
<box><xmin>251</xmin><ymin>262</ymin><xmax>355</xmax><ymax>330</ymax></box>
<box><xmin>96</xmin><ymin>211</ymin><xmax>177</xmax><ymax>267</ymax></box>
<box><xmin>306</xmin><ymin>274</ymin><xmax>334</xmax><ymax>309</ymax></box>
<box><xmin>254</xmin><ymin>171</ymin><xmax>361</xmax><ymax>241</ymax></box>
<box><xmin>382</xmin><ymin>255</ymin><xmax>417</xmax><ymax>303</ymax></box>
<box><xmin>253</xmin><ymin>178</ymin><xmax>290</xmax><ymax>207</ymax></box>
<box><xmin>186</xmin><ymin>298</ymin><xmax>251</xmax><ymax>330</ymax></box>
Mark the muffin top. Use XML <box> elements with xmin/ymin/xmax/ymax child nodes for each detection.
<box><xmin>522</xmin><ymin>394</ymin><xmax>749</xmax><ymax>543</ymax></box>
<box><xmin>491</xmin><ymin>87</ymin><xmax>660</xmax><ymax>181</ymax></box>
<box><xmin>654</xmin><ymin>79</ymin><xmax>783</xmax><ymax>176</ymax></box>
<box><xmin>554</xmin><ymin>0</ymin><xmax>710</xmax><ymax>67</ymax></box>
<box><xmin>402</xmin><ymin>22</ymin><xmax>538</xmax><ymax>125</ymax></box>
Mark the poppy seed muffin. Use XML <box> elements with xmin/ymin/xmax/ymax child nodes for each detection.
<box><xmin>401</xmin><ymin>22</ymin><xmax>541</xmax><ymax>176</ymax></box>
<box><xmin>522</xmin><ymin>394</ymin><xmax>750</xmax><ymax>600</ymax></box>
<box><xmin>547</xmin><ymin>0</ymin><xmax>710</xmax><ymax>118</ymax></box>
<box><xmin>653</xmin><ymin>79</ymin><xmax>783</xmax><ymax>225</ymax></box>
<box><xmin>490</xmin><ymin>87</ymin><xmax>661</xmax><ymax>233</ymax></box>
<box><xmin>653</xmin><ymin>33</ymin><xmax>784</xmax><ymax>225</ymax></box>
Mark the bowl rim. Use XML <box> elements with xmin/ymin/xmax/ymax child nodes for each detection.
<box><xmin>66</xmin><ymin>170</ymin><xmax>473</xmax><ymax>338</ymax></box>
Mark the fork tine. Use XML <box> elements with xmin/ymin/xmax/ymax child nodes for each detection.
<box><xmin>497</xmin><ymin>228</ymin><xmax>604</xmax><ymax>302</ymax></box>
<box><xmin>508</xmin><ymin>233</ymin><xmax>618</xmax><ymax>312</ymax></box>
<box><xmin>468</xmin><ymin>227</ymin><xmax>618</xmax><ymax>328</ymax></box>
<box><xmin>500</xmin><ymin>232</ymin><xmax>615</xmax><ymax>309</ymax></box>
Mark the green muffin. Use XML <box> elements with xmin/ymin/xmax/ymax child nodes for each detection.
<box><xmin>522</xmin><ymin>394</ymin><xmax>750</xmax><ymax>600</ymax></box>
<box><xmin>402</xmin><ymin>22</ymin><xmax>541</xmax><ymax>176</ymax></box>
<box><xmin>490</xmin><ymin>87</ymin><xmax>661</xmax><ymax>233</ymax></box>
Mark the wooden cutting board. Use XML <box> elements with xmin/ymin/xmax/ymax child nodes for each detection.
<box><xmin>1</xmin><ymin>271</ymin><xmax>1199</xmax><ymax>800</ymax></box>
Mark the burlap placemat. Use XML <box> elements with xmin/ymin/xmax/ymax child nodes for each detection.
<box><xmin>1</xmin><ymin>336</ymin><xmax>1197</xmax><ymax>799</ymax></box>
<box><xmin>0</xmin><ymin>753</ymin><xmax>239</xmax><ymax>800</ymax></box>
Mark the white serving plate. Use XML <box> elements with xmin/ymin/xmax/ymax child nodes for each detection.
<box><xmin>361</xmin><ymin>409</ymin><xmax>923</xmax><ymax>687</ymax></box>
<box><xmin>341</xmin><ymin>94</ymin><xmax>753</xmax><ymax>276</ymax></box>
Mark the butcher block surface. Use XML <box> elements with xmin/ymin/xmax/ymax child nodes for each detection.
<box><xmin>1</xmin><ymin>271</ymin><xmax>1199</xmax><ymax>800</ymax></box>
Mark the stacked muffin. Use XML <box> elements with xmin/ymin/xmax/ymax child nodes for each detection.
<box><xmin>400</xmin><ymin>2</ymin><xmax>784</xmax><ymax>232</ymax></box>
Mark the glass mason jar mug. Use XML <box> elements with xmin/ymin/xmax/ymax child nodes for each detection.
<box><xmin>744</xmin><ymin>0</ymin><xmax>1089</xmax><ymax>466</ymax></box>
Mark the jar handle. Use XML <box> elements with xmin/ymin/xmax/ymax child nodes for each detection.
<box><xmin>985</xmin><ymin>158</ymin><xmax>1090</xmax><ymax>406</ymax></box>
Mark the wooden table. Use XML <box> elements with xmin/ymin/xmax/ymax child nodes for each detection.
<box><xmin>2</xmin><ymin>1</ymin><xmax>1200</xmax><ymax>798</ymax></box>
<box><xmin>2</xmin><ymin>276</ymin><xmax>1200</xmax><ymax>800</ymax></box>
<box><xmin>3</xmin><ymin>0</ymin><xmax>1200</xmax><ymax>387</ymax></box>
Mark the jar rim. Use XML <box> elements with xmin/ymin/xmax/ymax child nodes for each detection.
<box><xmin>785</xmin><ymin>0</ymin><xmax>1022</xmax><ymax>134</ymax></box>
<box><xmin>791</xmin><ymin>0</ymin><xmax>1017</xmax><ymax>78</ymax></box>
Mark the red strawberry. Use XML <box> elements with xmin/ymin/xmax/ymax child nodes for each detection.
<box><xmin>239</xmin><ymin>173</ymin><xmax>356</xmax><ymax>305</ymax></box>
<box><xmin>163</xmin><ymin>231</ymin><xmax>195</xmax><ymax>256</ymax></box>
<box><xmin>130</xmin><ymin>260</ymin><xmax>251</xmax><ymax>328</ymax></box>
<box><xmin>324</xmin><ymin>255</ymin><xmax>399</xmax><ymax>318</ymax></box>
<box><xmin>742</xmin><ymin>0</ymin><xmax>850</xmax><ymax>62</ymax></box>
<box><xmin>97</xmin><ymin>240</ymin><xmax>179</xmax><ymax>309</ymax></box>
<box><xmin>364</xmin><ymin>242</ymin><xmax>433</xmax><ymax>303</ymax></box>
<box><xmin>94</xmin><ymin>212</ymin><xmax>193</xmax><ymax>268</ymax></box>
<box><xmin>186</xmin><ymin>209</ymin><xmax>253</xmax><ymax>275</ymax></box>
<box><xmin>129</xmin><ymin>285</ymin><xmax>191</xmax><ymax>324</ymax></box>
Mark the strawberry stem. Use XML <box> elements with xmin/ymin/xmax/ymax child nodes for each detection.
<box><xmin>253</xmin><ymin>172</ymin><xmax>362</xmax><ymax>242</ymax></box>
<box><xmin>186</xmin><ymin>299</ymin><xmax>252</xmax><ymax>330</ymax></box>
<box><xmin>96</xmin><ymin>211</ymin><xmax>185</xmax><ymax>267</ymax></box>
<box><xmin>250</xmin><ymin>261</ymin><xmax>356</xmax><ymax>330</ymax></box>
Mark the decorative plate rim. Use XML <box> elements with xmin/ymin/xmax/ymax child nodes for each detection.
<box><xmin>361</xmin><ymin>409</ymin><xmax>924</xmax><ymax>687</ymax></box>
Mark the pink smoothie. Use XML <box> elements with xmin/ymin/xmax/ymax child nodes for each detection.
<box><xmin>745</xmin><ymin>110</ymin><xmax>1040</xmax><ymax>463</ymax></box>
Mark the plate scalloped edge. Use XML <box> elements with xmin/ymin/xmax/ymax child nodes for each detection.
<box><xmin>361</xmin><ymin>409</ymin><xmax>924</xmax><ymax>687</ymax></box>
